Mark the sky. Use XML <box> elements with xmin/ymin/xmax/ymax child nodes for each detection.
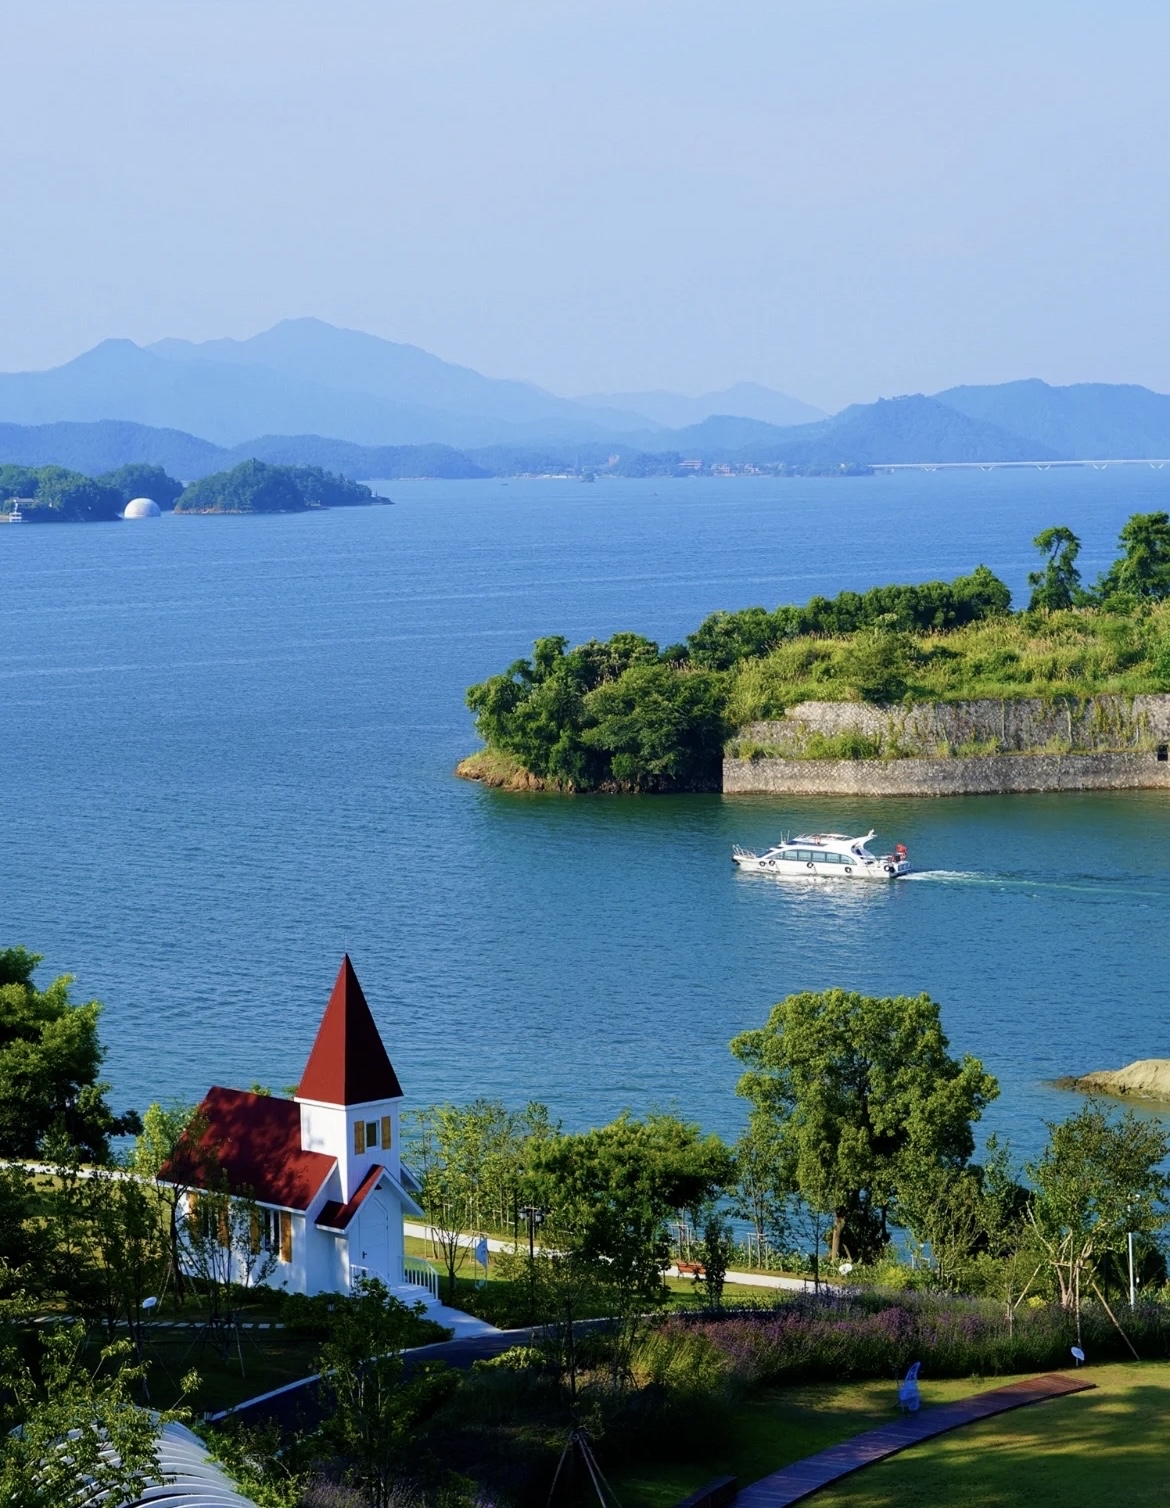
<box><xmin>1</xmin><ymin>0</ymin><xmax>1169</xmax><ymax>410</ymax></box>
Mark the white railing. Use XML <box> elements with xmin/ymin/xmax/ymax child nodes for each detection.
<box><xmin>403</xmin><ymin>1255</ymin><xmax>441</xmax><ymax>1300</ymax></box>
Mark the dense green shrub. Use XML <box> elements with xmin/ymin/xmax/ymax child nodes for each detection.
<box><xmin>467</xmin><ymin>633</ymin><xmax>728</xmax><ymax>791</ymax></box>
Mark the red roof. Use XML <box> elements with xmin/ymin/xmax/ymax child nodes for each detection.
<box><xmin>297</xmin><ymin>955</ymin><xmax>404</xmax><ymax>1106</ymax></box>
<box><xmin>162</xmin><ymin>1087</ymin><xmax>336</xmax><ymax>1212</ymax></box>
<box><xmin>316</xmin><ymin>1162</ymin><xmax>385</xmax><ymax>1231</ymax></box>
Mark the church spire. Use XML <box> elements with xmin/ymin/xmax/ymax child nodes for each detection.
<box><xmin>297</xmin><ymin>955</ymin><xmax>403</xmax><ymax>1106</ymax></box>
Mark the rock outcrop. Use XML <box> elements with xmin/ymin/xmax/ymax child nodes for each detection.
<box><xmin>1066</xmin><ymin>1059</ymin><xmax>1170</xmax><ymax>1101</ymax></box>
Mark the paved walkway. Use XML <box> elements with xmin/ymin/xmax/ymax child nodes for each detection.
<box><xmin>734</xmin><ymin>1373</ymin><xmax>1095</xmax><ymax>1508</ymax></box>
<box><xmin>404</xmin><ymin>1220</ymin><xmax>828</xmax><ymax>1294</ymax></box>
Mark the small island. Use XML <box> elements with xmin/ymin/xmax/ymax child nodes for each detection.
<box><xmin>173</xmin><ymin>458</ymin><xmax>382</xmax><ymax>513</ymax></box>
<box><xmin>0</xmin><ymin>458</ymin><xmax>385</xmax><ymax>520</ymax></box>
<box><xmin>459</xmin><ymin>512</ymin><xmax>1170</xmax><ymax>795</ymax></box>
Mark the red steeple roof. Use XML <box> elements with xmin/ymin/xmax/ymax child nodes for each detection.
<box><xmin>297</xmin><ymin>956</ymin><xmax>404</xmax><ymax>1106</ymax></box>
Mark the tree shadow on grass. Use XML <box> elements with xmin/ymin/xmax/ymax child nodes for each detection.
<box><xmin>815</xmin><ymin>1379</ymin><xmax>1170</xmax><ymax>1508</ymax></box>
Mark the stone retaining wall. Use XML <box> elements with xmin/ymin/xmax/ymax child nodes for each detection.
<box><xmin>738</xmin><ymin>694</ymin><xmax>1170</xmax><ymax>758</ymax></box>
<box><xmin>723</xmin><ymin>750</ymin><xmax>1170</xmax><ymax>797</ymax></box>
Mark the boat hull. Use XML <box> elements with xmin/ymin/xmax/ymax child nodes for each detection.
<box><xmin>733</xmin><ymin>855</ymin><xmax>910</xmax><ymax>879</ymax></box>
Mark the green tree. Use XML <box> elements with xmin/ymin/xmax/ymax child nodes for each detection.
<box><xmin>318</xmin><ymin>1278</ymin><xmax>458</xmax><ymax>1508</ymax></box>
<box><xmin>175</xmin><ymin>459</ymin><xmax>306</xmax><ymax>514</ymax></box>
<box><xmin>695</xmin><ymin>1209</ymin><xmax>735</xmax><ymax>1310</ymax></box>
<box><xmin>1027</xmin><ymin>1102</ymin><xmax>1170</xmax><ymax>1339</ymax></box>
<box><xmin>730</xmin><ymin>1117</ymin><xmax>790</xmax><ymax>1267</ymax></box>
<box><xmin>731</xmin><ymin>989</ymin><xmax>998</xmax><ymax>1264</ymax></box>
<box><xmin>527</xmin><ymin>1114</ymin><xmax>731</xmax><ymax>1375</ymax></box>
<box><xmin>838</xmin><ymin>623</ymin><xmax>913</xmax><ymax>703</ymax></box>
<box><xmin>133</xmin><ymin>1101</ymin><xmax>202</xmax><ymax>1303</ymax></box>
<box><xmin>0</xmin><ymin>947</ymin><xmax>140</xmax><ymax>1161</ymax></box>
<box><xmin>407</xmin><ymin>1099</ymin><xmax>553</xmax><ymax>1301</ymax></box>
<box><xmin>97</xmin><ymin>463</ymin><xmax>184</xmax><ymax>510</ymax></box>
<box><xmin>1028</xmin><ymin>526</ymin><xmax>1084</xmax><ymax>611</ymax></box>
<box><xmin>582</xmin><ymin>662</ymin><xmax>728</xmax><ymax>790</ymax></box>
<box><xmin>0</xmin><ymin>1324</ymin><xmax>188</xmax><ymax>1507</ymax></box>
<box><xmin>1098</xmin><ymin>511</ymin><xmax>1170</xmax><ymax>602</ymax></box>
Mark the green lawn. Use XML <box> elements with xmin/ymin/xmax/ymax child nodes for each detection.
<box><xmin>612</xmin><ymin>1361</ymin><xmax>1170</xmax><ymax>1508</ymax></box>
<box><xmin>813</xmin><ymin>1361</ymin><xmax>1170</xmax><ymax>1508</ymax></box>
<box><xmin>610</xmin><ymin>1374</ymin><xmax>1019</xmax><ymax>1508</ymax></box>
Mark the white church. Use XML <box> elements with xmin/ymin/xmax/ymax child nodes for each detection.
<box><xmin>164</xmin><ymin>956</ymin><xmax>436</xmax><ymax>1301</ymax></box>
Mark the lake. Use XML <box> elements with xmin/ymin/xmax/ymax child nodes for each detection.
<box><xmin>3</xmin><ymin>468</ymin><xmax>1170</xmax><ymax>1160</ymax></box>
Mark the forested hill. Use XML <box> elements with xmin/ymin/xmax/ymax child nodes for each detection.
<box><xmin>460</xmin><ymin>513</ymin><xmax>1170</xmax><ymax>793</ymax></box>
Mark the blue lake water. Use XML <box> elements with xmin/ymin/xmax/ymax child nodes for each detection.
<box><xmin>3</xmin><ymin>469</ymin><xmax>1170</xmax><ymax>1161</ymax></box>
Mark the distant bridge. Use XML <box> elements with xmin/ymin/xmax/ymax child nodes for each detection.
<box><xmin>872</xmin><ymin>459</ymin><xmax>1170</xmax><ymax>472</ymax></box>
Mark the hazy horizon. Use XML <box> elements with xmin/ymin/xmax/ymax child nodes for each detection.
<box><xmin>3</xmin><ymin>1</ymin><xmax>1168</xmax><ymax>410</ymax></box>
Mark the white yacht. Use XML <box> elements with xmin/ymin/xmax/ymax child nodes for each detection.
<box><xmin>733</xmin><ymin>830</ymin><xmax>910</xmax><ymax>879</ymax></box>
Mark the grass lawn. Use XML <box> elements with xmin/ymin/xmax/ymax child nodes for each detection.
<box><xmin>613</xmin><ymin>1361</ymin><xmax>1170</xmax><ymax>1508</ymax></box>
<box><xmin>813</xmin><ymin>1360</ymin><xmax>1170</xmax><ymax>1508</ymax></box>
<box><xmin>86</xmin><ymin>1324</ymin><xmax>322</xmax><ymax>1416</ymax></box>
<box><xmin>610</xmin><ymin>1372</ymin><xmax>1039</xmax><ymax>1508</ymax></box>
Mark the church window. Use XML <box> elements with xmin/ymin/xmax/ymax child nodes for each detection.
<box><xmin>260</xmin><ymin>1208</ymin><xmax>281</xmax><ymax>1253</ymax></box>
<box><xmin>366</xmin><ymin>1121</ymin><xmax>378</xmax><ymax>1149</ymax></box>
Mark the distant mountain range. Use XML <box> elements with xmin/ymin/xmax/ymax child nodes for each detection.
<box><xmin>2</xmin><ymin>320</ymin><xmax>1170</xmax><ymax>476</ymax></box>
<box><xmin>0</xmin><ymin>319</ymin><xmax>814</xmax><ymax>450</ymax></box>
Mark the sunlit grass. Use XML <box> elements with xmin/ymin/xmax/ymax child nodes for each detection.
<box><xmin>727</xmin><ymin>605</ymin><xmax>1170</xmax><ymax>721</ymax></box>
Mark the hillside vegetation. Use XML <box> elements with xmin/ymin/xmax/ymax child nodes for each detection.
<box><xmin>0</xmin><ymin>463</ymin><xmax>160</xmax><ymax>522</ymax></box>
<box><xmin>173</xmin><ymin>459</ymin><xmax>378</xmax><ymax>513</ymax></box>
<box><xmin>463</xmin><ymin>513</ymin><xmax>1170</xmax><ymax>791</ymax></box>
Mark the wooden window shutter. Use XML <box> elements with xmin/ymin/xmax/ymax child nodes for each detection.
<box><xmin>280</xmin><ymin>1211</ymin><xmax>293</xmax><ymax>1263</ymax></box>
<box><xmin>354</xmin><ymin>1120</ymin><xmax>365</xmax><ymax>1155</ymax></box>
<box><xmin>250</xmin><ymin>1208</ymin><xmax>261</xmax><ymax>1254</ymax></box>
<box><xmin>217</xmin><ymin>1201</ymin><xmax>230</xmax><ymax>1246</ymax></box>
<box><xmin>381</xmin><ymin>1115</ymin><xmax>392</xmax><ymax>1150</ymax></box>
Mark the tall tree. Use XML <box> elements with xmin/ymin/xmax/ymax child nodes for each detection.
<box><xmin>1027</xmin><ymin>526</ymin><xmax>1083</xmax><ymax>611</ymax></box>
<box><xmin>318</xmin><ymin>1279</ymin><xmax>457</xmax><ymax>1508</ymax></box>
<box><xmin>0</xmin><ymin>947</ymin><xmax>139</xmax><ymax>1162</ymax></box>
<box><xmin>527</xmin><ymin>1114</ymin><xmax>731</xmax><ymax>1376</ymax></box>
<box><xmin>1027</xmin><ymin>1102</ymin><xmax>1170</xmax><ymax>1340</ymax></box>
<box><xmin>133</xmin><ymin>1101</ymin><xmax>202</xmax><ymax>1302</ymax></box>
<box><xmin>732</xmin><ymin>989</ymin><xmax>998</xmax><ymax>1264</ymax></box>
<box><xmin>1098</xmin><ymin>511</ymin><xmax>1170</xmax><ymax>601</ymax></box>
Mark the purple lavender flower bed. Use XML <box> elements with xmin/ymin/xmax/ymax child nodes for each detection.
<box><xmin>668</xmin><ymin>1293</ymin><xmax>1170</xmax><ymax>1384</ymax></box>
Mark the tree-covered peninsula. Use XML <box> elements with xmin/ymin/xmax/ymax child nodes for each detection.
<box><xmin>461</xmin><ymin>512</ymin><xmax>1170</xmax><ymax>792</ymax></box>
<box><xmin>173</xmin><ymin>459</ymin><xmax>379</xmax><ymax>513</ymax></box>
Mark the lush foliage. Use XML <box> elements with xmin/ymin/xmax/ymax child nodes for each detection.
<box><xmin>174</xmin><ymin>459</ymin><xmax>375</xmax><ymax>513</ymax></box>
<box><xmin>0</xmin><ymin>1325</ymin><xmax>189</xmax><ymax>1507</ymax></box>
<box><xmin>0</xmin><ymin>947</ymin><xmax>140</xmax><ymax>1160</ymax></box>
<box><xmin>686</xmin><ymin>566</ymin><xmax>1012</xmax><ymax>671</ymax></box>
<box><xmin>318</xmin><ymin>1279</ymin><xmax>459</xmax><ymax>1508</ymax></box>
<box><xmin>467</xmin><ymin>516</ymin><xmax>1170</xmax><ymax>788</ymax></box>
<box><xmin>732</xmin><ymin>989</ymin><xmax>998</xmax><ymax>1264</ymax></box>
<box><xmin>466</xmin><ymin>632</ymin><xmax>728</xmax><ymax>790</ymax></box>
<box><xmin>96</xmin><ymin>462</ymin><xmax>184</xmax><ymax>509</ymax></box>
<box><xmin>669</xmin><ymin>1288</ymin><xmax>1170</xmax><ymax>1388</ymax></box>
<box><xmin>0</xmin><ymin>464</ymin><xmax>124</xmax><ymax>522</ymax></box>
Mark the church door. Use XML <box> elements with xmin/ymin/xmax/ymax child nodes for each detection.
<box><xmin>353</xmin><ymin>1199</ymin><xmax>392</xmax><ymax>1285</ymax></box>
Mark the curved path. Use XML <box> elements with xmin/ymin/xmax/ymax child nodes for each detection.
<box><xmin>733</xmin><ymin>1373</ymin><xmax>1094</xmax><ymax>1507</ymax></box>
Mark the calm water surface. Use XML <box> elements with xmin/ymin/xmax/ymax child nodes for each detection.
<box><xmin>3</xmin><ymin>471</ymin><xmax>1170</xmax><ymax>1159</ymax></box>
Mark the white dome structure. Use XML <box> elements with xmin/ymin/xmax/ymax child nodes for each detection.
<box><xmin>123</xmin><ymin>497</ymin><xmax>161</xmax><ymax>518</ymax></box>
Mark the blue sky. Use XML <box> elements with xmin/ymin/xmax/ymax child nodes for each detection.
<box><xmin>2</xmin><ymin>0</ymin><xmax>1167</xmax><ymax>408</ymax></box>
